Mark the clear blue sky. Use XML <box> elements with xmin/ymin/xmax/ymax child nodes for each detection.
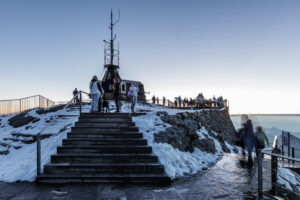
<box><xmin>0</xmin><ymin>0</ymin><xmax>299</xmax><ymax>114</ymax></box>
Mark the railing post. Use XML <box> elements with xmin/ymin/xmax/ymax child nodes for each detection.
<box><xmin>292</xmin><ymin>147</ymin><xmax>295</xmax><ymax>164</ymax></box>
<box><xmin>36</xmin><ymin>133</ymin><xmax>41</xmax><ymax>176</ymax></box>
<box><xmin>79</xmin><ymin>91</ymin><xmax>82</xmax><ymax>115</ymax></box>
<box><xmin>258</xmin><ymin>149</ymin><xmax>263</xmax><ymax>199</ymax></box>
<box><xmin>271</xmin><ymin>148</ymin><xmax>278</xmax><ymax>195</ymax></box>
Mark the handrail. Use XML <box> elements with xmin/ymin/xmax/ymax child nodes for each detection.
<box><xmin>36</xmin><ymin>90</ymin><xmax>90</xmax><ymax>175</ymax></box>
<box><xmin>261</xmin><ymin>150</ymin><xmax>300</xmax><ymax>163</ymax></box>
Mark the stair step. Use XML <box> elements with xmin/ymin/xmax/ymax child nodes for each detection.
<box><xmin>62</xmin><ymin>138</ymin><xmax>147</xmax><ymax>146</ymax></box>
<box><xmin>44</xmin><ymin>163</ymin><xmax>164</xmax><ymax>174</ymax></box>
<box><xmin>75</xmin><ymin>122</ymin><xmax>135</xmax><ymax>127</ymax></box>
<box><xmin>57</xmin><ymin>146</ymin><xmax>152</xmax><ymax>154</ymax></box>
<box><xmin>36</xmin><ymin>174</ymin><xmax>171</xmax><ymax>184</ymax></box>
<box><xmin>79</xmin><ymin>115</ymin><xmax>132</xmax><ymax>119</ymax></box>
<box><xmin>67</xmin><ymin>132</ymin><xmax>143</xmax><ymax>139</ymax></box>
<box><xmin>51</xmin><ymin>153</ymin><xmax>159</xmax><ymax>163</ymax></box>
<box><xmin>78</xmin><ymin>118</ymin><xmax>133</xmax><ymax>123</ymax></box>
<box><xmin>71</xmin><ymin>127</ymin><xmax>139</xmax><ymax>132</ymax></box>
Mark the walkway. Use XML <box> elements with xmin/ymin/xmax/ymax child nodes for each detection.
<box><xmin>0</xmin><ymin>153</ymin><xmax>277</xmax><ymax>200</ymax></box>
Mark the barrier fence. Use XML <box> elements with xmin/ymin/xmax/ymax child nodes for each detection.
<box><xmin>0</xmin><ymin>95</ymin><xmax>55</xmax><ymax>115</ymax></box>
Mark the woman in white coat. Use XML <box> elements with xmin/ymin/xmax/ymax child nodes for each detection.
<box><xmin>89</xmin><ymin>75</ymin><xmax>101</xmax><ymax>112</ymax></box>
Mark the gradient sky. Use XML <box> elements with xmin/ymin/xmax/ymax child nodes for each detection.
<box><xmin>0</xmin><ymin>0</ymin><xmax>300</xmax><ymax>114</ymax></box>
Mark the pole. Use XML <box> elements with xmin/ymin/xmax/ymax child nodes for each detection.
<box><xmin>271</xmin><ymin>147</ymin><xmax>278</xmax><ymax>195</ymax></box>
<box><xmin>79</xmin><ymin>92</ymin><xmax>82</xmax><ymax>115</ymax></box>
<box><xmin>292</xmin><ymin>148</ymin><xmax>295</xmax><ymax>164</ymax></box>
<box><xmin>258</xmin><ymin>149</ymin><xmax>263</xmax><ymax>199</ymax></box>
<box><xmin>36</xmin><ymin>133</ymin><xmax>41</xmax><ymax>175</ymax></box>
<box><xmin>288</xmin><ymin>132</ymin><xmax>290</xmax><ymax>163</ymax></box>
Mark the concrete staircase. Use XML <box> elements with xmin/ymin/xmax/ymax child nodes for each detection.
<box><xmin>36</xmin><ymin>113</ymin><xmax>171</xmax><ymax>184</ymax></box>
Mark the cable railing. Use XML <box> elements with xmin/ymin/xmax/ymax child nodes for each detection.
<box><xmin>0</xmin><ymin>95</ymin><xmax>55</xmax><ymax>115</ymax></box>
<box><xmin>36</xmin><ymin>90</ymin><xmax>90</xmax><ymax>176</ymax></box>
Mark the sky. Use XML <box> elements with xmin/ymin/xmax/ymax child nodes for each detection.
<box><xmin>0</xmin><ymin>0</ymin><xmax>300</xmax><ymax>114</ymax></box>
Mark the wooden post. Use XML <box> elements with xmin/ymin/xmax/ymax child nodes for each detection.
<box><xmin>258</xmin><ymin>149</ymin><xmax>263</xmax><ymax>199</ymax></box>
<box><xmin>36</xmin><ymin>133</ymin><xmax>41</xmax><ymax>175</ymax></box>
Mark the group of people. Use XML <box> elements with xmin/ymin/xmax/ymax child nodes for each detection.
<box><xmin>151</xmin><ymin>94</ymin><xmax>225</xmax><ymax>109</ymax></box>
<box><xmin>85</xmin><ymin>75</ymin><xmax>139</xmax><ymax>113</ymax></box>
<box><xmin>238</xmin><ymin>115</ymin><xmax>269</xmax><ymax>167</ymax></box>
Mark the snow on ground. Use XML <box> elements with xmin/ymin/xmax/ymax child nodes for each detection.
<box><xmin>121</xmin><ymin>102</ymin><xmax>239</xmax><ymax>179</ymax></box>
<box><xmin>0</xmin><ymin>102</ymin><xmax>238</xmax><ymax>182</ymax></box>
<box><xmin>277</xmin><ymin>166</ymin><xmax>300</xmax><ymax>191</ymax></box>
<box><xmin>0</xmin><ymin>105</ymin><xmax>87</xmax><ymax>182</ymax></box>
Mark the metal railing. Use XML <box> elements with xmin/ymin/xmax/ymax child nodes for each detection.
<box><xmin>36</xmin><ymin>90</ymin><xmax>90</xmax><ymax>175</ymax></box>
<box><xmin>147</xmin><ymin>98</ymin><xmax>229</xmax><ymax>109</ymax></box>
<box><xmin>258</xmin><ymin>136</ymin><xmax>300</xmax><ymax>199</ymax></box>
<box><xmin>0</xmin><ymin>95</ymin><xmax>55</xmax><ymax>115</ymax></box>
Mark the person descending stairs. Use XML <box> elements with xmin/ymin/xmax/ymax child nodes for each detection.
<box><xmin>36</xmin><ymin>112</ymin><xmax>170</xmax><ymax>184</ymax></box>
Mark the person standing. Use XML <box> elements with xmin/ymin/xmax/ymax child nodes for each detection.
<box><xmin>129</xmin><ymin>83</ymin><xmax>138</xmax><ymax>113</ymax></box>
<box><xmin>178</xmin><ymin>96</ymin><xmax>182</xmax><ymax>107</ymax></box>
<box><xmin>72</xmin><ymin>88</ymin><xmax>79</xmax><ymax>103</ymax></box>
<box><xmin>152</xmin><ymin>95</ymin><xmax>156</xmax><ymax>104</ymax></box>
<box><xmin>97</xmin><ymin>81</ymin><xmax>104</xmax><ymax>112</ymax></box>
<box><xmin>89</xmin><ymin>76</ymin><xmax>101</xmax><ymax>113</ymax></box>
<box><xmin>162</xmin><ymin>96</ymin><xmax>166</xmax><ymax>106</ymax></box>
<box><xmin>113</xmin><ymin>77</ymin><xmax>121</xmax><ymax>112</ymax></box>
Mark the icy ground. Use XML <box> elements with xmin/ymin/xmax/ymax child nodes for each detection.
<box><xmin>0</xmin><ymin>102</ymin><xmax>238</xmax><ymax>182</ymax></box>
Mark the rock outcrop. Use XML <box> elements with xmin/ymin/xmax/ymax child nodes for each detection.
<box><xmin>154</xmin><ymin>109</ymin><xmax>237</xmax><ymax>154</ymax></box>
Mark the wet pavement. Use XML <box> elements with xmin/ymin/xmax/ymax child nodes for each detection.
<box><xmin>0</xmin><ymin>153</ymin><xmax>273</xmax><ymax>200</ymax></box>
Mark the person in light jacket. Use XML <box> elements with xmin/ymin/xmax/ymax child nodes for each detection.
<box><xmin>89</xmin><ymin>75</ymin><xmax>101</xmax><ymax>112</ymax></box>
<box><xmin>129</xmin><ymin>83</ymin><xmax>139</xmax><ymax>113</ymax></box>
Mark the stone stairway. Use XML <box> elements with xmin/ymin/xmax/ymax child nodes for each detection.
<box><xmin>36</xmin><ymin>113</ymin><xmax>171</xmax><ymax>184</ymax></box>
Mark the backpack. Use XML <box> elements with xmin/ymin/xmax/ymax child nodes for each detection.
<box><xmin>256</xmin><ymin>132</ymin><xmax>265</xmax><ymax>148</ymax></box>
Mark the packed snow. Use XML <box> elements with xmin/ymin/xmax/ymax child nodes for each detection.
<box><xmin>277</xmin><ymin>166</ymin><xmax>300</xmax><ymax>191</ymax></box>
<box><xmin>0</xmin><ymin>102</ymin><xmax>238</xmax><ymax>182</ymax></box>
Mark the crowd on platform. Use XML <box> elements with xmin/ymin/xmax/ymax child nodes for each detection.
<box><xmin>151</xmin><ymin>93</ymin><xmax>226</xmax><ymax>108</ymax></box>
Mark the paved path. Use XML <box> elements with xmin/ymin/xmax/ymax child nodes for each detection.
<box><xmin>0</xmin><ymin>153</ymin><xmax>274</xmax><ymax>200</ymax></box>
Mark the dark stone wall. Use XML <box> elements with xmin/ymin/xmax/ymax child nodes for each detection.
<box><xmin>154</xmin><ymin>109</ymin><xmax>238</xmax><ymax>154</ymax></box>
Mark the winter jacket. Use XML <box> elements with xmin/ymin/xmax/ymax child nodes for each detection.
<box><xmin>255</xmin><ymin>131</ymin><xmax>269</xmax><ymax>148</ymax></box>
<box><xmin>90</xmin><ymin>80</ymin><xmax>103</xmax><ymax>95</ymax></box>
<box><xmin>129</xmin><ymin>86</ymin><xmax>139</xmax><ymax>97</ymax></box>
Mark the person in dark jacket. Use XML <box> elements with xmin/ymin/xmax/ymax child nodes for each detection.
<box><xmin>113</xmin><ymin>77</ymin><xmax>121</xmax><ymax>112</ymax></box>
<box><xmin>240</xmin><ymin>115</ymin><xmax>255</xmax><ymax>166</ymax></box>
<box><xmin>97</xmin><ymin>81</ymin><xmax>104</xmax><ymax>112</ymax></box>
<box><xmin>152</xmin><ymin>95</ymin><xmax>156</xmax><ymax>104</ymax></box>
<box><xmin>72</xmin><ymin>88</ymin><xmax>79</xmax><ymax>103</ymax></box>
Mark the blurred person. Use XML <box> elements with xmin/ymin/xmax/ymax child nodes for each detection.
<box><xmin>255</xmin><ymin>126</ymin><xmax>269</xmax><ymax>157</ymax></box>
<box><xmin>156</xmin><ymin>97</ymin><xmax>159</xmax><ymax>105</ymax></box>
<box><xmin>162</xmin><ymin>96</ymin><xmax>166</xmax><ymax>106</ymax></box>
<box><xmin>240</xmin><ymin>115</ymin><xmax>255</xmax><ymax>167</ymax></box>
